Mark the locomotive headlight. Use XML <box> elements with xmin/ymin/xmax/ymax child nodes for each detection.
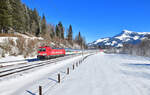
<box><xmin>38</xmin><ymin>53</ymin><xmax>41</xmax><ymax>55</ymax></box>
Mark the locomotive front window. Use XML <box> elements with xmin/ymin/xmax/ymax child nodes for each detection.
<box><xmin>39</xmin><ymin>48</ymin><xmax>46</xmax><ymax>52</ymax></box>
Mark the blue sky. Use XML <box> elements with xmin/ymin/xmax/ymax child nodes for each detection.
<box><xmin>21</xmin><ymin>0</ymin><xmax>150</xmax><ymax>43</ymax></box>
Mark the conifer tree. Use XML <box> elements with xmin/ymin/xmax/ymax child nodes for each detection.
<box><xmin>58</xmin><ymin>22</ymin><xmax>64</xmax><ymax>39</ymax></box>
<box><xmin>67</xmin><ymin>25</ymin><xmax>73</xmax><ymax>43</ymax></box>
<box><xmin>30</xmin><ymin>8</ymin><xmax>40</xmax><ymax>36</ymax></box>
<box><xmin>41</xmin><ymin>14</ymin><xmax>47</xmax><ymax>35</ymax></box>
<box><xmin>0</xmin><ymin>0</ymin><xmax>12</xmax><ymax>33</ymax></box>
<box><xmin>47</xmin><ymin>24</ymin><xmax>55</xmax><ymax>39</ymax></box>
<box><xmin>10</xmin><ymin>0</ymin><xmax>26</xmax><ymax>33</ymax></box>
<box><xmin>75</xmin><ymin>31</ymin><xmax>86</xmax><ymax>48</ymax></box>
<box><xmin>75</xmin><ymin>31</ymin><xmax>82</xmax><ymax>45</ymax></box>
<box><xmin>55</xmin><ymin>25</ymin><xmax>59</xmax><ymax>37</ymax></box>
<box><xmin>23</xmin><ymin>5</ymin><xmax>29</xmax><ymax>33</ymax></box>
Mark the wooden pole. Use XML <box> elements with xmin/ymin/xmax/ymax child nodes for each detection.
<box><xmin>58</xmin><ymin>74</ymin><xmax>60</xmax><ymax>83</ymax></box>
<box><xmin>39</xmin><ymin>86</ymin><xmax>42</xmax><ymax>95</ymax></box>
<box><xmin>76</xmin><ymin>62</ymin><xmax>78</xmax><ymax>67</ymax></box>
<box><xmin>73</xmin><ymin>64</ymin><xmax>75</xmax><ymax>70</ymax></box>
<box><xmin>67</xmin><ymin>68</ymin><xmax>69</xmax><ymax>75</ymax></box>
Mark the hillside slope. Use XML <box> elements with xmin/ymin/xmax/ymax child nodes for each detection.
<box><xmin>0</xmin><ymin>33</ymin><xmax>80</xmax><ymax>58</ymax></box>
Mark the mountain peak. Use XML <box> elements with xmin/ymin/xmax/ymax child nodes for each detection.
<box><xmin>122</xmin><ymin>30</ymin><xmax>133</xmax><ymax>34</ymax></box>
<box><xmin>88</xmin><ymin>30</ymin><xmax>150</xmax><ymax>48</ymax></box>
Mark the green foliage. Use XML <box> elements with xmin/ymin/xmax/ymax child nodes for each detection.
<box><xmin>41</xmin><ymin>14</ymin><xmax>47</xmax><ymax>35</ymax></box>
<box><xmin>55</xmin><ymin>22</ymin><xmax>64</xmax><ymax>39</ymax></box>
<box><xmin>58</xmin><ymin>22</ymin><xmax>64</xmax><ymax>39</ymax></box>
<box><xmin>0</xmin><ymin>0</ymin><xmax>87</xmax><ymax>48</ymax></box>
<box><xmin>50</xmin><ymin>26</ymin><xmax>55</xmax><ymax>38</ymax></box>
<box><xmin>0</xmin><ymin>0</ymin><xmax>41</xmax><ymax>34</ymax></box>
<box><xmin>10</xmin><ymin>0</ymin><xmax>26</xmax><ymax>33</ymax></box>
<box><xmin>32</xmin><ymin>8</ymin><xmax>40</xmax><ymax>36</ymax></box>
<box><xmin>67</xmin><ymin>25</ymin><xmax>73</xmax><ymax>42</ymax></box>
<box><xmin>55</xmin><ymin>25</ymin><xmax>59</xmax><ymax>37</ymax></box>
<box><xmin>0</xmin><ymin>0</ymin><xmax>12</xmax><ymax>33</ymax></box>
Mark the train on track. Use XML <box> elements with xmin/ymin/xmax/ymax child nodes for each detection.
<box><xmin>37</xmin><ymin>46</ymin><xmax>82</xmax><ymax>59</ymax></box>
<box><xmin>37</xmin><ymin>46</ymin><xmax>65</xmax><ymax>59</ymax></box>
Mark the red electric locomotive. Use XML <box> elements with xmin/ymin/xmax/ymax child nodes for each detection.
<box><xmin>37</xmin><ymin>46</ymin><xmax>65</xmax><ymax>59</ymax></box>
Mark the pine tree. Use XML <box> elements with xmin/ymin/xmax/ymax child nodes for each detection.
<box><xmin>31</xmin><ymin>20</ymin><xmax>38</xmax><ymax>35</ymax></box>
<box><xmin>75</xmin><ymin>31</ymin><xmax>86</xmax><ymax>48</ymax></box>
<box><xmin>0</xmin><ymin>0</ymin><xmax>12</xmax><ymax>33</ymax></box>
<box><xmin>75</xmin><ymin>31</ymin><xmax>82</xmax><ymax>45</ymax></box>
<box><xmin>29</xmin><ymin>8</ymin><xmax>40</xmax><ymax>36</ymax></box>
<box><xmin>58</xmin><ymin>22</ymin><xmax>64</xmax><ymax>39</ymax></box>
<box><xmin>23</xmin><ymin>5</ymin><xmax>30</xmax><ymax>33</ymax></box>
<box><xmin>41</xmin><ymin>14</ymin><xmax>47</xmax><ymax>35</ymax></box>
<box><xmin>55</xmin><ymin>25</ymin><xmax>59</xmax><ymax>37</ymax></box>
<box><xmin>67</xmin><ymin>25</ymin><xmax>73</xmax><ymax>43</ymax></box>
<box><xmin>47</xmin><ymin>24</ymin><xmax>55</xmax><ymax>39</ymax></box>
<box><xmin>10</xmin><ymin>0</ymin><xmax>26</xmax><ymax>33</ymax></box>
<box><xmin>50</xmin><ymin>27</ymin><xmax>55</xmax><ymax>39</ymax></box>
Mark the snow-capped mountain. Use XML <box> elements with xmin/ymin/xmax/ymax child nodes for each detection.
<box><xmin>88</xmin><ymin>30</ymin><xmax>150</xmax><ymax>48</ymax></box>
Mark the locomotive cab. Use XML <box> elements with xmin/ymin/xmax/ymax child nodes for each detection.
<box><xmin>37</xmin><ymin>46</ymin><xmax>51</xmax><ymax>59</ymax></box>
<box><xmin>37</xmin><ymin>46</ymin><xmax>65</xmax><ymax>59</ymax></box>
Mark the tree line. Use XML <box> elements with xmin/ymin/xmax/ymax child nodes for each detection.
<box><xmin>116</xmin><ymin>35</ymin><xmax>150</xmax><ymax>57</ymax></box>
<box><xmin>0</xmin><ymin>0</ymin><xmax>86</xmax><ymax>48</ymax></box>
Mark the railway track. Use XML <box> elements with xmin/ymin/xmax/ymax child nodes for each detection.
<box><xmin>0</xmin><ymin>54</ymin><xmax>79</xmax><ymax>78</ymax></box>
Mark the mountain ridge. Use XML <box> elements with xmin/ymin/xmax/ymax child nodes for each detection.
<box><xmin>88</xmin><ymin>30</ymin><xmax>150</xmax><ymax>48</ymax></box>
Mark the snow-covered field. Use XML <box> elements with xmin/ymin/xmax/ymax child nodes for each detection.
<box><xmin>1</xmin><ymin>53</ymin><xmax>150</xmax><ymax>95</ymax></box>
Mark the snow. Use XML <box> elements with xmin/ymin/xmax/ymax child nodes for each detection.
<box><xmin>0</xmin><ymin>33</ymin><xmax>43</xmax><ymax>44</ymax></box>
<box><xmin>112</xmin><ymin>41</ymin><xmax>117</xmax><ymax>45</ymax></box>
<box><xmin>1</xmin><ymin>53</ymin><xmax>150</xmax><ymax>95</ymax></box>
<box><xmin>89</xmin><ymin>29</ymin><xmax>150</xmax><ymax>48</ymax></box>
<box><xmin>105</xmin><ymin>42</ymin><xmax>111</xmax><ymax>45</ymax></box>
<box><xmin>137</xmin><ymin>32</ymin><xmax>150</xmax><ymax>35</ymax></box>
<box><xmin>115</xmin><ymin>30</ymin><xmax>133</xmax><ymax>40</ymax></box>
<box><xmin>117</xmin><ymin>43</ymin><xmax>123</xmax><ymax>47</ymax></box>
<box><xmin>0</xmin><ymin>54</ymin><xmax>86</xmax><ymax>95</ymax></box>
<box><xmin>115</xmin><ymin>30</ymin><xmax>148</xmax><ymax>41</ymax></box>
<box><xmin>123</xmin><ymin>30</ymin><xmax>150</xmax><ymax>35</ymax></box>
<box><xmin>0</xmin><ymin>55</ymin><xmax>36</xmax><ymax>67</ymax></box>
<box><xmin>122</xmin><ymin>30</ymin><xmax>150</xmax><ymax>35</ymax></box>
<box><xmin>49</xmin><ymin>53</ymin><xmax>150</xmax><ymax>95</ymax></box>
<box><xmin>123</xmin><ymin>30</ymin><xmax>133</xmax><ymax>34</ymax></box>
<box><xmin>94</xmin><ymin>38</ymin><xmax>109</xmax><ymax>44</ymax></box>
<box><xmin>0</xmin><ymin>55</ymin><xmax>24</xmax><ymax>62</ymax></box>
<box><xmin>115</xmin><ymin>33</ymin><xmax>130</xmax><ymax>40</ymax></box>
<box><xmin>124</xmin><ymin>38</ymin><xmax>130</xmax><ymax>41</ymax></box>
<box><xmin>133</xmin><ymin>36</ymin><xmax>139</xmax><ymax>40</ymax></box>
<box><xmin>14</xmin><ymin>32</ymin><xmax>43</xmax><ymax>40</ymax></box>
<box><xmin>0</xmin><ymin>37</ymin><xmax>18</xmax><ymax>43</ymax></box>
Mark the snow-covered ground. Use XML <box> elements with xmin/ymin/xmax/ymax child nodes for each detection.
<box><xmin>0</xmin><ymin>54</ymin><xmax>86</xmax><ymax>95</ymax></box>
<box><xmin>0</xmin><ymin>55</ymin><xmax>37</xmax><ymax>67</ymax></box>
<box><xmin>48</xmin><ymin>53</ymin><xmax>150</xmax><ymax>95</ymax></box>
<box><xmin>1</xmin><ymin>53</ymin><xmax>150</xmax><ymax>95</ymax></box>
<box><xmin>0</xmin><ymin>32</ymin><xmax>43</xmax><ymax>43</ymax></box>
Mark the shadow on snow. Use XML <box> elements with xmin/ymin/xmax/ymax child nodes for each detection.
<box><xmin>26</xmin><ymin>90</ymin><xmax>36</xmax><ymax>95</ymax></box>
